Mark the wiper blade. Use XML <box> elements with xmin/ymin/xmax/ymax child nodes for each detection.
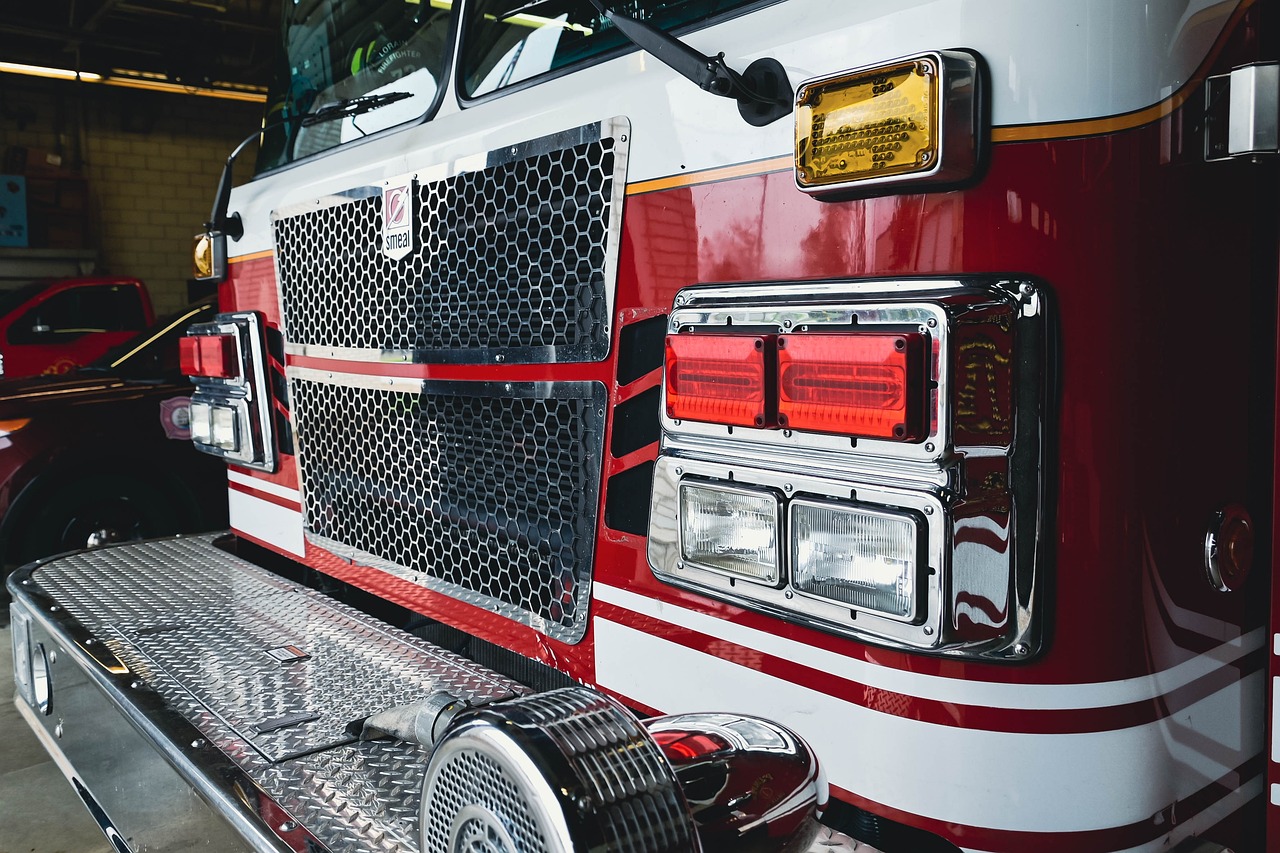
<box><xmin>205</xmin><ymin>90</ymin><xmax>413</xmax><ymax>240</ymax></box>
<box><xmin>585</xmin><ymin>0</ymin><xmax>791</xmax><ymax>126</ymax></box>
<box><xmin>300</xmin><ymin>91</ymin><xmax>413</xmax><ymax>127</ymax></box>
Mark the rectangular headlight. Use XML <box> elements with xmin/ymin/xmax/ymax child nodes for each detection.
<box><xmin>190</xmin><ymin>400</ymin><xmax>212</xmax><ymax>445</ymax></box>
<box><xmin>680</xmin><ymin>481</ymin><xmax>780</xmax><ymax>585</ymax></box>
<box><xmin>191</xmin><ymin>400</ymin><xmax>239</xmax><ymax>452</ymax></box>
<box><xmin>210</xmin><ymin>405</ymin><xmax>239</xmax><ymax>451</ymax></box>
<box><xmin>791</xmin><ymin>499</ymin><xmax>921</xmax><ymax>620</ymax></box>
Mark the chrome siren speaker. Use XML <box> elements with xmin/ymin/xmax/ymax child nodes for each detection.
<box><xmin>420</xmin><ymin>687</ymin><xmax>825</xmax><ymax>853</ymax></box>
<box><xmin>420</xmin><ymin>687</ymin><xmax>698</xmax><ymax>853</ymax></box>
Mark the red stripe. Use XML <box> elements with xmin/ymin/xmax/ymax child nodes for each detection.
<box><xmin>227</xmin><ymin>480</ymin><xmax>301</xmax><ymax>511</ymax></box>
<box><xmin>230</xmin><ymin>462</ymin><xmax>299</xmax><ymax>491</ymax></box>
<box><xmin>593</xmin><ymin>601</ymin><xmax>1263</xmax><ymax>735</ymax></box>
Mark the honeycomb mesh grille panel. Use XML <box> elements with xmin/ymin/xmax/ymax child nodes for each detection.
<box><xmin>273</xmin><ymin>121</ymin><xmax>626</xmax><ymax>364</ymax></box>
<box><xmin>293</xmin><ymin>375</ymin><xmax>605</xmax><ymax>643</ymax></box>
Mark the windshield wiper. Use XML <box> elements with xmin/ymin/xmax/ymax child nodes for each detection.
<box><xmin>300</xmin><ymin>91</ymin><xmax>413</xmax><ymax>127</ymax></box>
<box><xmin>207</xmin><ymin>91</ymin><xmax>411</xmax><ymax>240</ymax></box>
<box><xmin>584</xmin><ymin>0</ymin><xmax>791</xmax><ymax>126</ymax></box>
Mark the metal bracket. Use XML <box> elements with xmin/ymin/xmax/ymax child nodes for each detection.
<box><xmin>1205</xmin><ymin>62</ymin><xmax>1279</xmax><ymax>161</ymax></box>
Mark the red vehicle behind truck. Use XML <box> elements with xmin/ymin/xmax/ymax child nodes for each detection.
<box><xmin>0</xmin><ymin>275</ymin><xmax>154</xmax><ymax>378</ymax></box>
<box><xmin>9</xmin><ymin>2</ymin><xmax>1280</xmax><ymax>852</ymax></box>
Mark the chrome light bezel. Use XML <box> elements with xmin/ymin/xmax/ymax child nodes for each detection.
<box><xmin>650</xmin><ymin>456</ymin><xmax>946</xmax><ymax>650</ymax></box>
<box><xmin>187</xmin><ymin>311</ymin><xmax>276</xmax><ymax>471</ymax></box>
<box><xmin>648</xmin><ymin>278</ymin><xmax>1050</xmax><ymax>661</ymax></box>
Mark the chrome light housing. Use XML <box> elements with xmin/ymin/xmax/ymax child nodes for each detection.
<box><xmin>648</xmin><ymin>278</ymin><xmax>1050</xmax><ymax>661</ymax></box>
<box><xmin>184</xmin><ymin>311</ymin><xmax>277</xmax><ymax>471</ymax></box>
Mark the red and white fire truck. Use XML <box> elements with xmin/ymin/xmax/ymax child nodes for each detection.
<box><xmin>10</xmin><ymin>1</ymin><xmax>1280</xmax><ymax>851</ymax></box>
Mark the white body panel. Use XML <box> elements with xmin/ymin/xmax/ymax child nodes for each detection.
<box><xmin>227</xmin><ymin>0</ymin><xmax>1238</xmax><ymax>256</ymax></box>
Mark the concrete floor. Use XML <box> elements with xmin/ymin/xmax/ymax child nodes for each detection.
<box><xmin>0</xmin><ymin>613</ymin><xmax>114</xmax><ymax>853</ymax></box>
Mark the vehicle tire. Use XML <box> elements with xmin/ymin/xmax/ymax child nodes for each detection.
<box><xmin>13</xmin><ymin>473</ymin><xmax>186</xmax><ymax>566</ymax></box>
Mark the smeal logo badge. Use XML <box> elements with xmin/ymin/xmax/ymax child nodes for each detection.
<box><xmin>382</xmin><ymin>181</ymin><xmax>414</xmax><ymax>261</ymax></box>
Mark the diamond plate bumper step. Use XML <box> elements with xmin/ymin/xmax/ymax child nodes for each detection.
<box><xmin>8</xmin><ymin>533</ymin><xmax>527</xmax><ymax>853</ymax></box>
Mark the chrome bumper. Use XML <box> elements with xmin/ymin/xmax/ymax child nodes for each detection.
<box><xmin>7</xmin><ymin>533</ymin><xmax>525</xmax><ymax>853</ymax></box>
<box><xmin>9</xmin><ymin>534</ymin><xmax>876</xmax><ymax>853</ymax></box>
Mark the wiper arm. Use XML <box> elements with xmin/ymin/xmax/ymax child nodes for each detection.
<box><xmin>300</xmin><ymin>91</ymin><xmax>413</xmax><ymax>127</ymax></box>
<box><xmin>585</xmin><ymin>0</ymin><xmax>791</xmax><ymax>126</ymax></box>
<box><xmin>207</xmin><ymin>91</ymin><xmax>412</xmax><ymax>239</ymax></box>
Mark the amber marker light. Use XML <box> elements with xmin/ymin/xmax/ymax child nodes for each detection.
<box><xmin>193</xmin><ymin>233</ymin><xmax>214</xmax><ymax>279</ymax></box>
<box><xmin>796</xmin><ymin>58</ymin><xmax>937</xmax><ymax>187</ymax></box>
<box><xmin>193</xmin><ymin>229</ymin><xmax>229</xmax><ymax>283</ymax></box>
<box><xmin>795</xmin><ymin>50</ymin><xmax>982</xmax><ymax>197</ymax></box>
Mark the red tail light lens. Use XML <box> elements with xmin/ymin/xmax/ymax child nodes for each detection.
<box><xmin>651</xmin><ymin>729</ymin><xmax>732</xmax><ymax>760</ymax></box>
<box><xmin>777</xmin><ymin>333</ymin><xmax>925</xmax><ymax>440</ymax></box>
<box><xmin>179</xmin><ymin>334</ymin><xmax>239</xmax><ymax>379</ymax></box>
<box><xmin>665</xmin><ymin>334</ymin><xmax>773</xmax><ymax>428</ymax></box>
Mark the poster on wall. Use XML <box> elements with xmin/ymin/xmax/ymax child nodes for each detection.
<box><xmin>0</xmin><ymin>176</ymin><xmax>29</xmax><ymax>248</ymax></box>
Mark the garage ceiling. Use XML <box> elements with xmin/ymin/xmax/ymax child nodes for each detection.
<box><xmin>2</xmin><ymin>0</ymin><xmax>282</xmax><ymax>91</ymax></box>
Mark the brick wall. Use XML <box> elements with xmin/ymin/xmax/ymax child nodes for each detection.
<box><xmin>1</xmin><ymin>76</ymin><xmax>263</xmax><ymax>314</ymax></box>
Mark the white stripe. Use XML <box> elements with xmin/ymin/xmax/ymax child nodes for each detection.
<box><xmin>1272</xmin><ymin>783</ymin><xmax>1280</xmax><ymax>807</ymax></box>
<box><xmin>594</xmin><ymin>618</ymin><xmax>1263</xmax><ymax>835</ymax></box>
<box><xmin>595</xmin><ymin>583</ymin><xmax>1262</xmax><ymax>711</ymax></box>
<box><xmin>227</xmin><ymin>469</ymin><xmax>301</xmax><ymax>503</ymax></box>
<box><xmin>228</xmin><ymin>490</ymin><xmax>305</xmax><ymax>556</ymax></box>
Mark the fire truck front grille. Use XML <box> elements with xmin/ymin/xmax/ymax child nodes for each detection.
<box><xmin>272</xmin><ymin>119</ymin><xmax>627</xmax><ymax>364</ymax></box>
<box><xmin>291</xmin><ymin>374</ymin><xmax>605</xmax><ymax>644</ymax></box>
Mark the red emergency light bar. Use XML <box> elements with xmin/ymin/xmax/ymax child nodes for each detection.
<box><xmin>665</xmin><ymin>334</ymin><xmax>773</xmax><ymax>427</ymax></box>
<box><xmin>665</xmin><ymin>331</ymin><xmax>927</xmax><ymax>441</ymax></box>
<box><xmin>179</xmin><ymin>334</ymin><xmax>240</xmax><ymax>379</ymax></box>
<box><xmin>777</xmin><ymin>333</ymin><xmax>925</xmax><ymax>440</ymax></box>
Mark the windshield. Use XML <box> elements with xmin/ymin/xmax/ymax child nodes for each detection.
<box><xmin>461</xmin><ymin>1</ymin><xmax>765</xmax><ymax>98</ymax></box>
<box><xmin>92</xmin><ymin>300</ymin><xmax>217</xmax><ymax>380</ymax></box>
<box><xmin>256</xmin><ymin>0</ymin><xmax>453</xmax><ymax>172</ymax></box>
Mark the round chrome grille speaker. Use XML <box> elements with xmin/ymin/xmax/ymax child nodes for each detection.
<box><xmin>420</xmin><ymin>687</ymin><xmax>697</xmax><ymax>853</ymax></box>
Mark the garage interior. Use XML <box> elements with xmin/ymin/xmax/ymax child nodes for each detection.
<box><xmin>1</xmin><ymin>0</ymin><xmax>280</xmax><ymax>313</ymax></box>
<box><xmin>2</xmin><ymin>5</ymin><xmax>280</xmax><ymax>849</ymax></box>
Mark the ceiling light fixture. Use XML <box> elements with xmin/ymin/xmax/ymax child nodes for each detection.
<box><xmin>0</xmin><ymin>62</ymin><xmax>266</xmax><ymax>103</ymax></box>
<box><xmin>0</xmin><ymin>61</ymin><xmax>103</xmax><ymax>82</ymax></box>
